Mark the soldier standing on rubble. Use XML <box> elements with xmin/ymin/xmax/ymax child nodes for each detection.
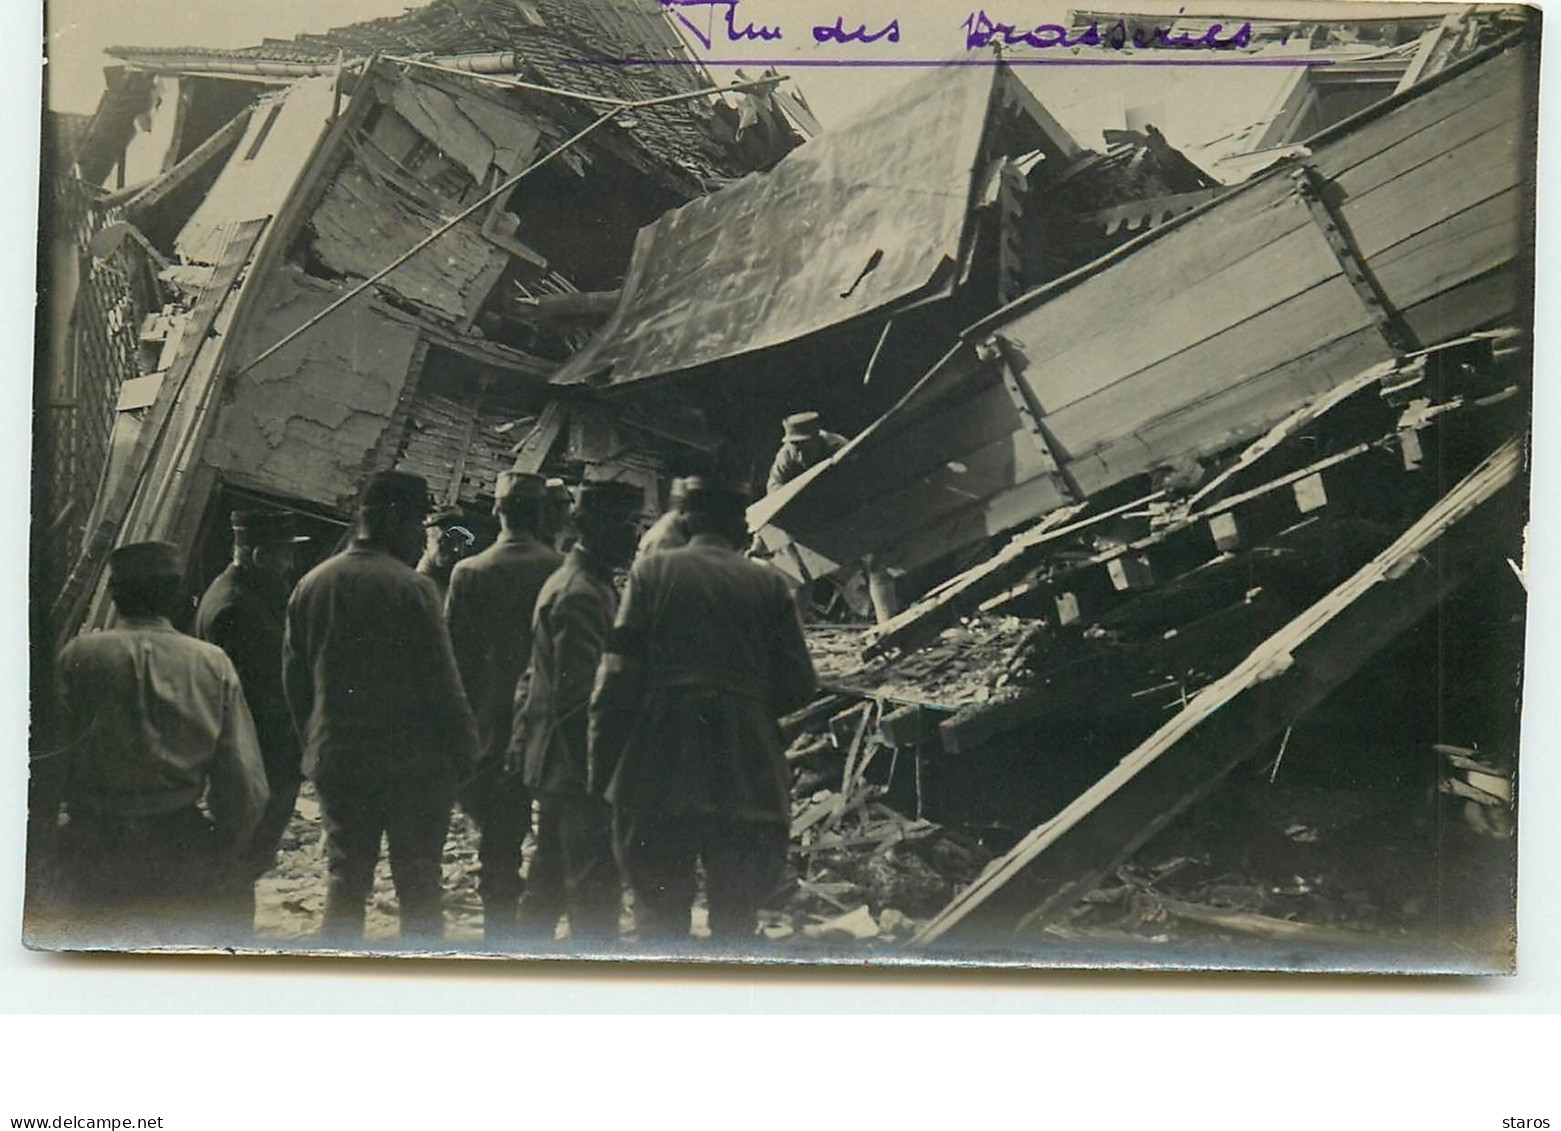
<box><xmin>194</xmin><ymin>509</ymin><xmax>310</xmax><ymax>934</ymax></box>
<box><xmin>590</xmin><ymin>478</ymin><xmax>817</xmax><ymax>945</ymax></box>
<box><xmin>635</xmin><ymin>476</ymin><xmax>691</xmax><ymax>560</ymax></box>
<box><xmin>283</xmin><ymin>471</ymin><xmax>478</xmax><ymax>944</ymax></box>
<box><xmin>765</xmin><ymin>411</ymin><xmax>847</xmax><ymax>494</ymax></box>
<box><xmin>416</xmin><ymin>504</ymin><xmax>475</xmax><ymax>600</ymax></box>
<box><xmin>762</xmin><ymin>411</ymin><xmax>899</xmax><ymax>622</ymax></box>
<box><xmin>42</xmin><ymin>542</ymin><xmax>270</xmax><ymax>942</ymax></box>
<box><xmin>444</xmin><ymin>471</ymin><xmax>563</xmax><ymax>944</ymax></box>
<box><xmin>513</xmin><ymin>480</ymin><xmax>644</xmax><ymax>946</ymax></box>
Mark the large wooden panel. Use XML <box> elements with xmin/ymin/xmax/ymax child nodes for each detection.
<box><xmin>1307</xmin><ymin>46</ymin><xmax>1522</xmax><ymax>179</ymax></box>
<box><xmin>1340</xmin><ymin>127</ymin><xmax>1522</xmax><ymax>261</ymax></box>
<box><xmin>1329</xmin><ymin>79</ymin><xmax>1521</xmax><ymax>202</ymax></box>
<box><xmin>997</xmin><ymin>175</ymin><xmax>1303</xmax><ymax>371</ymax></box>
<box><xmin>1024</xmin><ymin>219</ymin><xmax>1340</xmax><ymax>414</ymax></box>
<box><xmin>1064</xmin><ymin>328</ymin><xmax>1392</xmax><ymax>497</ymax></box>
<box><xmin>1043</xmin><ymin>278</ymin><xmax>1376</xmax><ymax>460</ymax></box>
<box><xmin>309</xmin><ymin>162</ymin><xmax>508</xmax><ymax>324</ymax></box>
<box><xmin>207</xmin><ymin>268</ymin><xmax>423</xmax><ymax>509</ymax></box>
<box><xmin>1371</xmin><ymin>187</ymin><xmax>1523</xmax><ymax>312</ymax></box>
<box><xmin>799</xmin><ymin>429</ymin><xmax>1057</xmax><ymax>565</ymax></box>
<box><xmin>878</xmin><ymin>474</ymin><xmax>1073</xmax><ymax>576</ymax></box>
<box><xmin>829</xmin><ymin>379</ymin><xmax>1028</xmax><ymax>509</ymax></box>
<box><xmin>1400</xmin><ymin>267</ymin><xmax>1522</xmax><ymax>344</ymax></box>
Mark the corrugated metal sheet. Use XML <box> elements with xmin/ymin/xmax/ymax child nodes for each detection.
<box><xmin>552</xmin><ymin>65</ymin><xmax>1043</xmax><ymax>390</ymax></box>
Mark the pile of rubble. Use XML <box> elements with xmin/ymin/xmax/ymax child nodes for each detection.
<box><xmin>808</xmin><ymin>619</ymin><xmax>1039</xmax><ymax>708</ymax></box>
<box><xmin>762</xmin><ymin>690</ymin><xmax>997</xmax><ymax>947</ymax></box>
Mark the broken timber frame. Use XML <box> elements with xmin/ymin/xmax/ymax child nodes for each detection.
<box><xmin>909</xmin><ymin>435</ymin><xmax>1523</xmax><ymax>949</ymax></box>
<box><xmin>865</xmin><ymin>337</ymin><xmax>1491</xmax><ymax>661</ymax></box>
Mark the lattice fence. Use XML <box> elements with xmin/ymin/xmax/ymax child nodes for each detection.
<box><xmin>36</xmin><ymin>176</ymin><xmax>156</xmax><ymax>603</ymax></box>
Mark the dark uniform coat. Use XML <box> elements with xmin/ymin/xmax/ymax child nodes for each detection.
<box><xmin>445</xmin><ymin>532</ymin><xmax>564</xmax><ymax>762</ymax></box>
<box><xmin>194</xmin><ymin>563</ymin><xmax>299</xmax><ymax>782</ymax></box>
<box><xmin>766</xmin><ymin>431</ymin><xmax>847</xmax><ymax>495</ymax></box>
<box><xmin>283</xmin><ymin>542</ymin><xmax>478</xmax><ymax>785</ymax></box>
<box><xmin>591</xmin><ymin>535</ymin><xmax>816</xmax><ymax>824</ymax></box>
<box><xmin>518</xmin><ymin>547</ymin><xmax>618</xmax><ymax>798</ymax></box>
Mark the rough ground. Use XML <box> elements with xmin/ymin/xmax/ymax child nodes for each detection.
<box><xmin>246</xmin><ymin>745</ymin><xmax>1504</xmax><ymax>962</ymax></box>
<box><xmin>243</xmin><ymin>619</ymin><xmax>1512</xmax><ymax>960</ymax></box>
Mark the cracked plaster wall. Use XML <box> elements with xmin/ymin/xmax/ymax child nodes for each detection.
<box><xmin>206</xmin><ymin>264</ymin><xmax>421</xmax><ymax>510</ymax></box>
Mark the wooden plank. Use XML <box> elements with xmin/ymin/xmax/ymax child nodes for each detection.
<box><xmin>511</xmin><ymin>399</ymin><xmax>564</xmax><ymax>473</ymax></box>
<box><xmin>121</xmin><ymin>106</ymin><xmax>254</xmax><ymax>216</ymax></box>
<box><xmin>1370</xmin><ymin>188</ymin><xmax>1523</xmax><ymax>312</ymax></box>
<box><xmin>909</xmin><ymin>437</ymin><xmax>1521</xmax><ymax>948</ymax></box>
<box><xmin>1150</xmin><ymin>898</ymin><xmax>1373</xmax><ymax>945</ymax></box>
<box><xmin>1022</xmin><ymin>218</ymin><xmax>1339</xmax><ymax>414</ymax></box>
<box><xmin>786</xmin><ymin>435</ymin><xmax>1043</xmax><ymax>572</ymax></box>
<box><xmin>1328</xmin><ymin>79</ymin><xmax>1520</xmax><ymax>202</ymax></box>
<box><xmin>780</xmin><ymin>694</ymin><xmax>853</xmax><ymax>741</ymax></box>
<box><xmin>1306</xmin><ymin>46</ymin><xmax>1520</xmax><ymax>179</ymax></box>
<box><xmin>864</xmin><ymin>498</ymin><xmax>1115</xmax><ymax>658</ymax></box>
<box><xmin>1342</xmin><ymin>128</ymin><xmax>1523</xmax><ymax>262</ymax></box>
<box><xmin>1401</xmin><ymin>268</ymin><xmax>1521</xmax><ymax>345</ymax></box>
<box><xmin>1184</xmin><ymin>359</ymin><xmax>1396</xmax><ymax>510</ymax></box>
<box><xmin>997</xmin><ymin>175</ymin><xmax>1303</xmax><ymax>376</ymax></box>
<box><xmin>51</xmin><ymin>219</ymin><xmax>266</xmax><ymax>644</ymax></box>
<box><xmin>1066</xmin><ymin>329</ymin><xmax>1392</xmax><ymax>498</ymax></box>
<box><xmin>872</xmin><ymin>471</ymin><xmax>1072</xmax><ymax>577</ymax></box>
<box><xmin>1045</xmin><ymin>278</ymin><xmax>1375</xmax><ymax>459</ymax></box>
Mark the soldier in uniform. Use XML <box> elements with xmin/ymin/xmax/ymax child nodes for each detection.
<box><xmin>590</xmin><ymin>478</ymin><xmax>816</xmax><ymax>945</ymax></box>
<box><xmin>416</xmin><ymin>504</ymin><xmax>475</xmax><ymax>601</ymax></box>
<box><xmin>635</xmin><ymin>476</ymin><xmax>691</xmax><ymax>561</ymax></box>
<box><xmin>194</xmin><ymin>509</ymin><xmax>309</xmax><ymax>933</ymax></box>
<box><xmin>283</xmin><ymin>471</ymin><xmax>478</xmax><ymax>944</ymax></box>
<box><xmin>514</xmin><ymin>480</ymin><xmax>643</xmax><ymax>946</ymax></box>
<box><xmin>763</xmin><ymin>412</ymin><xmax>898</xmax><ymax>622</ymax></box>
<box><xmin>765</xmin><ymin>411</ymin><xmax>847</xmax><ymax>495</ymax></box>
<box><xmin>444</xmin><ymin>471</ymin><xmax>563</xmax><ymax>943</ymax></box>
<box><xmin>43</xmin><ymin>541</ymin><xmax>270</xmax><ymax>943</ymax></box>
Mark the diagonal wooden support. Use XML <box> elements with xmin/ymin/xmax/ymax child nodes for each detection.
<box><xmin>909</xmin><ymin>436</ymin><xmax>1522</xmax><ymax>950</ymax></box>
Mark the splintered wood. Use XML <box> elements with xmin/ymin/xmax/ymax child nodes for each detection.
<box><xmin>780</xmin><ymin>689</ymin><xmax>995</xmax><ymax>942</ymax></box>
<box><xmin>808</xmin><ymin>618</ymin><xmax>1039</xmax><ymax>709</ymax></box>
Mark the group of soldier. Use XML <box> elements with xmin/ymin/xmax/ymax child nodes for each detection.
<box><xmin>34</xmin><ymin>411</ymin><xmax>852</xmax><ymax>951</ymax></box>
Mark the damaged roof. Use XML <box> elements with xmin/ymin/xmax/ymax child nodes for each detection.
<box><xmin>552</xmin><ymin>63</ymin><xmax>1081</xmax><ymax>391</ymax></box>
<box><xmin>106</xmin><ymin>0</ymin><xmax>794</xmax><ymax>190</ymax></box>
<box><xmin>749</xmin><ymin>35</ymin><xmax>1533</xmax><ymax>584</ymax></box>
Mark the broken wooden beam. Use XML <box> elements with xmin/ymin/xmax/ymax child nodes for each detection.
<box><xmin>862</xmin><ymin>494</ymin><xmax>1151</xmax><ymax>659</ymax></box>
<box><xmin>1148</xmin><ymin>897</ymin><xmax>1371</xmax><ymax>945</ymax></box>
<box><xmin>909</xmin><ymin>436</ymin><xmax>1521</xmax><ymax>950</ymax></box>
<box><xmin>106</xmin><ymin>105</ymin><xmax>255</xmax><ymax>214</ymax></box>
<box><xmin>509</xmin><ymin>290</ymin><xmax>621</xmax><ymax>319</ymax></box>
<box><xmin>779</xmin><ymin>694</ymin><xmax>853</xmax><ymax>741</ymax></box>
<box><xmin>878</xmin><ymin>703</ymin><xmax>945</xmax><ymax>748</ymax></box>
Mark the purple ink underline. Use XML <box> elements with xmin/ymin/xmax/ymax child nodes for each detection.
<box><xmin>565</xmin><ymin>55</ymin><xmax>1329</xmax><ymax>68</ymax></box>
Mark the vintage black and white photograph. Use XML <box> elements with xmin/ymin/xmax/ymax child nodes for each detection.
<box><xmin>25</xmin><ymin>0</ymin><xmax>1538</xmax><ymax>972</ymax></box>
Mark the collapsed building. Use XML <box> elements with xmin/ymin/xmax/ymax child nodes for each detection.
<box><xmin>33</xmin><ymin>1</ymin><xmax>1536</xmax><ymax>966</ymax></box>
<box><xmin>757</xmin><ymin>20</ymin><xmax>1535</xmax><ymax>964</ymax></box>
<box><xmin>38</xmin><ymin>0</ymin><xmax>806</xmax><ymax>649</ymax></box>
